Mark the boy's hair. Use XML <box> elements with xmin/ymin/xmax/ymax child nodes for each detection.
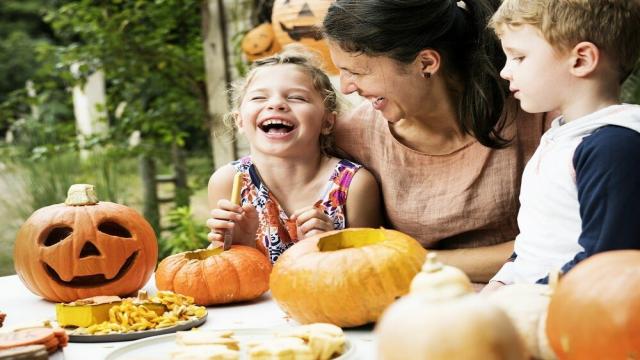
<box><xmin>490</xmin><ymin>0</ymin><xmax>640</xmax><ymax>81</ymax></box>
<box><xmin>227</xmin><ymin>45</ymin><xmax>339</xmax><ymax>156</ymax></box>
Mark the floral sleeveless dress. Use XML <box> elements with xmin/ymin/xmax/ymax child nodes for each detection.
<box><xmin>231</xmin><ymin>156</ymin><xmax>362</xmax><ymax>263</ymax></box>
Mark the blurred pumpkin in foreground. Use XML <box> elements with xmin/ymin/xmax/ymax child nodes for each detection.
<box><xmin>14</xmin><ymin>184</ymin><xmax>157</xmax><ymax>303</ymax></box>
<box><xmin>409</xmin><ymin>252</ymin><xmax>473</xmax><ymax>299</ymax></box>
<box><xmin>486</xmin><ymin>283</ymin><xmax>557</xmax><ymax>360</ymax></box>
<box><xmin>270</xmin><ymin>228</ymin><xmax>426</xmax><ymax>327</ymax></box>
<box><xmin>546</xmin><ymin>250</ymin><xmax>640</xmax><ymax>360</ymax></box>
<box><xmin>376</xmin><ymin>293</ymin><xmax>527</xmax><ymax>360</ymax></box>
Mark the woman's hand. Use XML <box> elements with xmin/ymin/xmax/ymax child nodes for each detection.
<box><xmin>206</xmin><ymin>199</ymin><xmax>259</xmax><ymax>247</ymax></box>
<box><xmin>291</xmin><ymin>205</ymin><xmax>334</xmax><ymax>239</ymax></box>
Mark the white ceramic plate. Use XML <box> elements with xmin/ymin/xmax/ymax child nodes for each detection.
<box><xmin>68</xmin><ymin>314</ymin><xmax>207</xmax><ymax>343</ymax></box>
<box><xmin>105</xmin><ymin>327</ymin><xmax>356</xmax><ymax>360</ymax></box>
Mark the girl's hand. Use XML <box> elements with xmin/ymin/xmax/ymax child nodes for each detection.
<box><xmin>480</xmin><ymin>280</ymin><xmax>506</xmax><ymax>294</ymax></box>
<box><xmin>206</xmin><ymin>200</ymin><xmax>259</xmax><ymax>247</ymax></box>
<box><xmin>291</xmin><ymin>205</ymin><xmax>334</xmax><ymax>239</ymax></box>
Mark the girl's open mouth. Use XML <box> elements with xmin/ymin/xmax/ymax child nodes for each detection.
<box><xmin>259</xmin><ymin>119</ymin><xmax>295</xmax><ymax>134</ymax></box>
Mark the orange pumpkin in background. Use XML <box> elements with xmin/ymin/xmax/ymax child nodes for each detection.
<box><xmin>271</xmin><ymin>0</ymin><xmax>338</xmax><ymax>74</ymax></box>
<box><xmin>155</xmin><ymin>245</ymin><xmax>272</xmax><ymax>306</ymax></box>
<box><xmin>13</xmin><ymin>184</ymin><xmax>158</xmax><ymax>303</ymax></box>
<box><xmin>242</xmin><ymin>23</ymin><xmax>282</xmax><ymax>62</ymax></box>
<box><xmin>270</xmin><ymin>228</ymin><xmax>427</xmax><ymax>327</ymax></box>
<box><xmin>546</xmin><ymin>250</ymin><xmax>640</xmax><ymax>360</ymax></box>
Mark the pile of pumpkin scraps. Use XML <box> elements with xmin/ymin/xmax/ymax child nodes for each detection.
<box><xmin>74</xmin><ymin>291</ymin><xmax>206</xmax><ymax>335</ymax></box>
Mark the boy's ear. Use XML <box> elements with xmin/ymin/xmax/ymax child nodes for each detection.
<box><xmin>570</xmin><ymin>41</ymin><xmax>599</xmax><ymax>78</ymax></box>
<box><xmin>322</xmin><ymin>111</ymin><xmax>337</xmax><ymax>135</ymax></box>
<box><xmin>416</xmin><ymin>49</ymin><xmax>441</xmax><ymax>78</ymax></box>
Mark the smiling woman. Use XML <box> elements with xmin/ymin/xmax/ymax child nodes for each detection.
<box><xmin>323</xmin><ymin>0</ymin><xmax>552</xmax><ymax>282</ymax></box>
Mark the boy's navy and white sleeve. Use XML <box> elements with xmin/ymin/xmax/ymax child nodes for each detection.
<box><xmin>537</xmin><ymin>125</ymin><xmax>640</xmax><ymax>283</ymax></box>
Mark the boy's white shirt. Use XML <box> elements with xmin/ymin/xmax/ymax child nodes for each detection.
<box><xmin>493</xmin><ymin>104</ymin><xmax>640</xmax><ymax>284</ymax></box>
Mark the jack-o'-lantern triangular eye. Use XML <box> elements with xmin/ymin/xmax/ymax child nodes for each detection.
<box><xmin>43</xmin><ymin>226</ymin><xmax>73</xmax><ymax>247</ymax></box>
<box><xmin>98</xmin><ymin>221</ymin><xmax>132</xmax><ymax>238</ymax></box>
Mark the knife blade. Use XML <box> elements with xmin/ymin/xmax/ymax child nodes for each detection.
<box><xmin>224</xmin><ymin>172</ymin><xmax>243</xmax><ymax>251</ymax></box>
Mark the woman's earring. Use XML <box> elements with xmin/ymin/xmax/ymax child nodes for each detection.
<box><xmin>424</xmin><ymin>72</ymin><xmax>431</xmax><ymax>79</ymax></box>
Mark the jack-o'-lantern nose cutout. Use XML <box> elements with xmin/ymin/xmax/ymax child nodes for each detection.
<box><xmin>43</xmin><ymin>227</ymin><xmax>72</xmax><ymax>247</ymax></box>
<box><xmin>98</xmin><ymin>222</ymin><xmax>132</xmax><ymax>238</ymax></box>
<box><xmin>79</xmin><ymin>242</ymin><xmax>101</xmax><ymax>258</ymax></box>
<box><xmin>297</xmin><ymin>2</ymin><xmax>313</xmax><ymax>16</ymax></box>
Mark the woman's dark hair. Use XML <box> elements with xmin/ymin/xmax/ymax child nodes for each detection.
<box><xmin>322</xmin><ymin>0</ymin><xmax>510</xmax><ymax>148</ymax></box>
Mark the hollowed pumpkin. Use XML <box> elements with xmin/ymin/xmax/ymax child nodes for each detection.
<box><xmin>269</xmin><ymin>228</ymin><xmax>427</xmax><ymax>327</ymax></box>
<box><xmin>155</xmin><ymin>245</ymin><xmax>272</xmax><ymax>306</ymax></box>
<box><xmin>546</xmin><ymin>250</ymin><xmax>640</xmax><ymax>360</ymax></box>
<box><xmin>13</xmin><ymin>184</ymin><xmax>158</xmax><ymax>303</ymax></box>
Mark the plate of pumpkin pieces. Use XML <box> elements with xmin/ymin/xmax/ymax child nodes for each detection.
<box><xmin>105</xmin><ymin>323</ymin><xmax>355</xmax><ymax>360</ymax></box>
<box><xmin>55</xmin><ymin>290</ymin><xmax>208</xmax><ymax>343</ymax></box>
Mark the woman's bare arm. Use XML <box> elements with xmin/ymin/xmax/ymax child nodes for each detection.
<box><xmin>345</xmin><ymin>168</ymin><xmax>383</xmax><ymax>228</ymax></box>
<box><xmin>435</xmin><ymin>240</ymin><xmax>514</xmax><ymax>283</ymax></box>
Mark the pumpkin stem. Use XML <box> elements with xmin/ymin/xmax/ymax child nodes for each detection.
<box><xmin>65</xmin><ymin>184</ymin><xmax>99</xmax><ymax>206</ymax></box>
<box><xmin>548</xmin><ymin>269</ymin><xmax>560</xmax><ymax>293</ymax></box>
<box><xmin>421</xmin><ymin>252</ymin><xmax>443</xmax><ymax>273</ymax></box>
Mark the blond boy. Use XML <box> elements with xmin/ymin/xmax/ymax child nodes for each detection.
<box><xmin>485</xmin><ymin>0</ymin><xmax>640</xmax><ymax>289</ymax></box>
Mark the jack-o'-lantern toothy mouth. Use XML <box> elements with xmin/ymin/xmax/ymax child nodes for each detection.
<box><xmin>43</xmin><ymin>251</ymin><xmax>139</xmax><ymax>287</ymax></box>
<box><xmin>279</xmin><ymin>22</ymin><xmax>323</xmax><ymax>41</ymax></box>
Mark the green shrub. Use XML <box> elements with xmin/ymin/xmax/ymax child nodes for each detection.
<box><xmin>159</xmin><ymin>206</ymin><xmax>209</xmax><ymax>259</ymax></box>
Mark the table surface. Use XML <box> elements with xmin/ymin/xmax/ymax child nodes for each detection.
<box><xmin>0</xmin><ymin>275</ymin><xmax>375</xmax><ymax>359</ymax></box>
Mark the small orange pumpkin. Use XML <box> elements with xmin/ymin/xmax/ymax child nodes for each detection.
<box><xmin>546</xmin><ymin>250</ymin><xmax>640</xmax><ymax>360</ymax></box>
<box><xmin>271</xmin><ymin>0</ymin><xmax>338</xmax><ymax>74</ymax></box>
<box><xmin>270</xmin><ymin>228</ymin><xmax>427</xmax><ymax>327</ymax></box>
<box><xmin>13</xmin><ymin>184</ymin><xmax>158</xmax><ymax>303</ymax></box>
<box><xmin>242</xmin><ymin>23</ymin><xmax>282</xmax><ymax>62</ymax></box>
<box><xmin>155</xmin><ymin>245</ymin><xmax>272</xmax><ymax>306</ymax></box>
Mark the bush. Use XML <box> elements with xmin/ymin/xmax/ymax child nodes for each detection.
<box><xmin>159</xmin><ymin>206</ymin><xmax>209</xmax><ymax>259</ymax></box>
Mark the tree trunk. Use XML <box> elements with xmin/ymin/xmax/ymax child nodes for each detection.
<box><xmin>172</xmin><ymin>144</ymin><xmax>190</xmax><ymax>207</ymax></box>
<box><xmin>202</xmin><ymin>0</ymin><xmax>235</xmax><ymax>170</ymax></box>
<box><xmin>139</xmin><ymin>154</ymin><xmax>160</xmax><ymax>235</ymax></box>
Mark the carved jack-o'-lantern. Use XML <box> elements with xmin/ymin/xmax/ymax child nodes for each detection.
<box><xmin>13</xmin><ymin>184</ymin><xmax>158</xmax><ymax>303</ymax></box>
<box><xmin>242</xmin><ymin>23</ymin><xmax>282</xmax><ymax>62</ymax></box>
<box><xmin>272</xmin><ymin>0</ymin><xmax>338</xmax><ymax>74</ymax></box>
